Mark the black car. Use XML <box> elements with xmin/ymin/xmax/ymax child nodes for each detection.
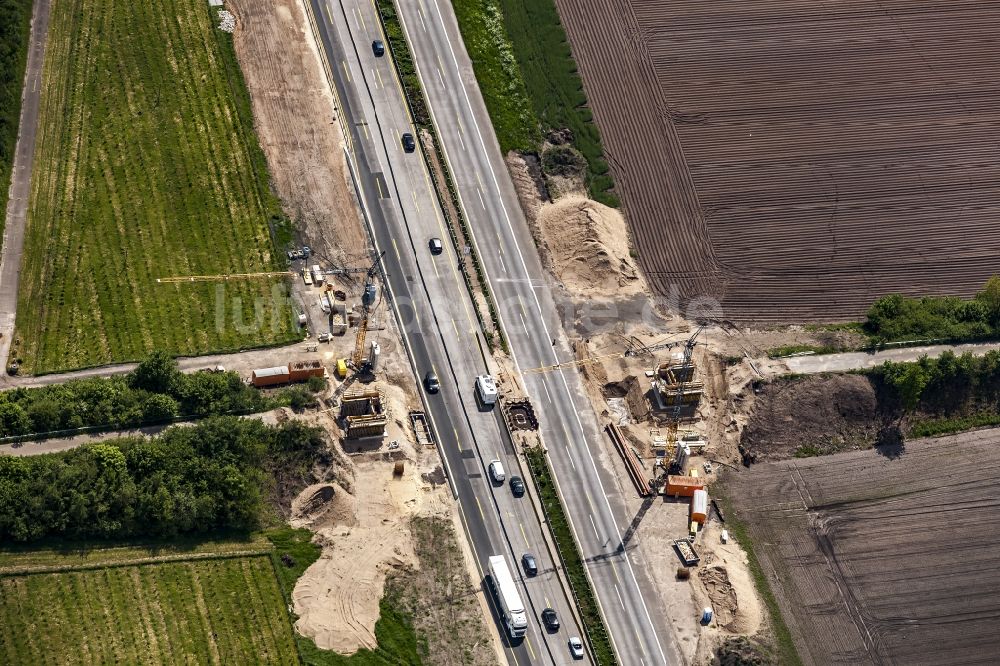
<box><xmin>401</xmin><ymin>132</ymin><xmax>416</xmax><ymax>153</ymax></box>
<box><xmin>541</xmin><ymin>608</ymin><xmax>560</xmax><ymax>631</ymax></box>
<box><xmin>424</xmin><ymin>371</ymin><xmax>440</xmax><ymax>393</ymax></box>
<box><xmin>522</xmin><ymin>553</ymin><xmax>538</xmax><ymax>576</ymax></box>
<box><xmin>510</xmin><ymin>475</ymin><xmax>525</xmax><ymax>497</ymax></box>
<box><xmin>372</xmin><ymin>40</ymin><xmax>385</xmax><ymax>57</ymax></box>
<box><xmin>428</xmin><ymin>237</ymin><xmax>444</xmax><ymax>255</ymax></box>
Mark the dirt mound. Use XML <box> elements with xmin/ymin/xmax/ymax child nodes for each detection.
<box><xmin>699</xmin><ymin>566</ymin><xmax>738</xmax><ymax>629</ymax></box>
<box><xmin>740</xmin><ymin>374</ymin><xmax>882</xmax><ymax>462</ymax></box>
<box><xmin>290</xmin><ymin>482</ymin><xmax>357</xmax><ymax>529</ymax></box>
<box><xmin>536</xmin><ymin>195</ymin><xmax>646</xmax><ymax>300</ymax></box>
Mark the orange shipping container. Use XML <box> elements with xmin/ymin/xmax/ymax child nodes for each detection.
<box><xmin>666</xmin><ymin>475</ymin><xmax>705</xmax><ymax>497</ymax></box>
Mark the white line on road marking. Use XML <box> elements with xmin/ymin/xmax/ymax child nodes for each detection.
<box><xmin>418</xmin><ymin>7</ymin><xmax>427</xmax><ymax>31</ymax></box>
<box><xmin>437</xmin><ymin>68</ymin><xmax>445</xmax><ymax>87</ymax></box>
<box><xmin>615</xmin><ymin>584</ymin><xmax>626</xmax><ymax>610</ymax></box>
<box><xmin>477</xmin><ymin>188</ymin><xmax>486</xmax><ymax>209</ymax></box>
<box><xmin>520</xmin><ymin>523</ymin><xmax>529</xmax><ymax>548</ymax></box>
<box><xmin>589</xmin><ymin>514</ymin><xmax>599</xmax><ymax>540</ymax></box>
<box><xmin>375</xmin><ymin>67</ymin><xmax>385</xmax><ymax>89</ymax></box>
<box><xmin>341</xmin><ymin>60</ymin><xmax>351</xmax><ymax>83</ymax></box>
<box><xmin>497</xmin><ymin>252</ymin><xmax>508</xmax><ymax>274</ymax></box>
<box><xmin>518</xmin><ymin>312</ymin><xmax>529</xmax><ymax>337</ymax></box>
<box><xmin>392</xmin><ymin>237</ymin><xmax>401</xmax><ymax>260</ymax></box>
<box><xmin>452</xmin><ymin>318</ymin><xmax>460</xmax><ymax>340</ymax></box>
<box><xmin>542</xmin><ymin>381</ymin><xmax>552</xmax><ymax>404</ymax></box>
<box><xmin>411</xmin><ymin>190</ymin><xmax>420</xmax><ymax>212</ymax></box>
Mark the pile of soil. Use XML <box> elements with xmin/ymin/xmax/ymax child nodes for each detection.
<box><xmin>740</xmin><ymin>374</ymin><xmax>882</xmax><ymax>462</ymax></box>
<box><xmin>536</xmin><ymin>195</ymin><xmax>646</xmax><ymax>300</ymax></box>
<box><xmin>699</xmin><ymin>566</ymin><xmax>738</xmax><ymax>629</ymax></box>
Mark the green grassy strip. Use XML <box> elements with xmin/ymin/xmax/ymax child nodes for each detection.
<box><xmin>908</xmin><ymin>412</ymin><xmax>1000</xmax><ymax>439</ymax></box>
<box><xmin>374</xmin><ymin>0</ymin><xmax>508</xmax><ymax>353</ymax></box>
<box><xmin>451</xmin><ymin>0</ymin><xmax>618</xmax><ymax>205</ymax></box>
<box><xmin>0</xmin><ymin>0</ymin><xmax>33</xmax><ymax>236</ymax></box>
<box><xmin>713</xmin><ymin>494</ymin><xmax>802</xmax><ymax>666</ymax></box>
<box><xmin>524</xmin><ymin>447</ymin><xmax>616</xmax><ymax>665</ymax></box>
<box><xmin>767</xmin><ymin>344</ymin><xmax>846</xmax><ymax>359</ymax></box>
<box><xmin>449</xmin><ymin>0</ymin><xmax>538</xmax><ymax>153</ymax></box>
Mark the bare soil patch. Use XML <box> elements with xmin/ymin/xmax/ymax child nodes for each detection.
<box><xmin>720</xmin><ymin>428</ymin><xmax>1000</xmax><ymax>665</ymax></box>
<box><xmin>228</xmin><ymin>0</ymin><xmax>369</xmax><ymax>270</ymax></box>
<box><xmin>553</xmin><ymin>0</ymin><xmax>1000</xmax><ymax>321</ymax></box>
<box><xmin>739</xmin><ymin>374</ymin><xmax>882</xmax><ymax>462</ymax></box>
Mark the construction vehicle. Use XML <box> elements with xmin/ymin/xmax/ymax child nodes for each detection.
<box><xmin>349</xmin><ymin>251</ymin><xmax>385</xmax><ymax>375</ymax></box>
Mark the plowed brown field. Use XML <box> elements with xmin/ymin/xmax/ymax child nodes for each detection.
<box><xmin>552</xmin><ymin>0</ymin><xmax>1000</xmax><ymax>321</ymax></box>
<box><xmin>720</xmin><ymin>428</ymin><xmax>1000</xmax><ymax>665</ymax></box>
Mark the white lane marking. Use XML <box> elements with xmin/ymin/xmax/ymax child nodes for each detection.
<box><xmin>518</xmin><ymin>312</ymin><xmax>529</xmax><ymax>338</ymax></box>
<box><xmin>341</xmin><ymin>60</ymin><xmax>351</xmax><ymax>83</ymax></box>
<box><xmin>418</xmin><ymin>7</ymin><xmax>427</xmax><ymax>31</ymax></box>
<box><xmin>615</xmin><ymin>584</ymin><xmax>626</xmax><ymax>611</ymax></box>
<box><xmin>375</xmin><ymin>67</ymin><xmax>385</xmax><ymax>90</ymax></box>
<box><xmin>541</xmin><ymin>381</ymin><xmax>552</xmax><ymax>404</ymax></box>
<box><xmin>477</xmin><ymin>187</ymin><xmax>486</xmax><ymax>209</ymax></box>
<box><xmin>497</xmin><ymin>251</ymin><xmax>508</xmax><ymax>274</ymax></box>
<box><xmin>437</xmin><ymin>67</ymin><xmax>445</xmax><ymax>87</ymax></box>
<box><xmin>427</xmin><ymin>2</ymin><xmax>669</xmax><ymax>661</ymax></box>
<box><xmin>589</xmin><ymin>514</ymin><xmax>599</xmax><ymax>540</ymax></box>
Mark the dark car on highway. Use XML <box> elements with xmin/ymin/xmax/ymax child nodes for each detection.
<box><xmin>429</xmin><ymin>237</ymin><xmax>444</xmax><ymax>255</ymax></box>
<box><xmin>424</xmin><ymin>371</ymin><xmax>440</xmax><ymax>393</ymax></box>
<box><xmin>541</xmin><ymin>608</ymin><xmax>560</xmax><ymax>631</ymax></box>
<box><xmin>401</xmin><ymin>132</ymin><xmax>416</xmax><ymax>153</ymax></box>
<box><xmin>372</xmin><ymin>40</ymin><xmax>385</xmax><ymax>57</ymax></box>
<box><xmin>522</xmin><ymin>553</ymin><xmax>538</xmax><ymax>576</ymax></box>
<box><xmin>510</xmin><ymin>475</ymin><xmax>525</xmax><ymax>497</ymax></box>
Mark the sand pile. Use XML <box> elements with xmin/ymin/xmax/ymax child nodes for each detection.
<box><xmin>291</xmin><ymin>453</ymin><xmax>450</xmax><ymax>655</ymax></box>
<box><xmin>536</xmin><ymin>195</ymin><xmax>646</xmax><ymax>300</ymax></box>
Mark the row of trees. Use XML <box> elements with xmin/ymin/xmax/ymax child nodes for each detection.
<box><xmin>0</xmin><ymin>416</ymin><xmax>326</xmax><ymax>542</ymax></box>
<box><xmin>864</xmin><ymin>276</ymin><xmax>1000</xmax><ymax>344</ymax></box>
<box><xmin>872</xmin><ymin>350</ymin><xmax>1000</xmax><ymax>416</ymax></box>
<box><xmin>0</xmin><ymin>352</ymin><xmax>277</xmax><ymax>437</ymax></box>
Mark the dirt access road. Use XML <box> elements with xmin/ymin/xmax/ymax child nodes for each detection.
<box><xmin>767</xmin><ymin>340</ymin><xmax>1000</xmax><ymax>375</ymax></box>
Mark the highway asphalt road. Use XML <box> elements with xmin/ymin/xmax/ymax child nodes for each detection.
<box><xmin>308</xmin><ymin>2</ymin><xmax>588</xmax><ymax>663</ymax></box>
<box><xmin>0</xmin><ymin>0</ymin><xmax>52</xmax><ymax>377</ymax></box>
<box><xmin>392</xmin><ymin>1</ymin><xmax>681</xmax><ymax>663</ymax></box>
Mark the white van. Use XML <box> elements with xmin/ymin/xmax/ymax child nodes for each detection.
<box><xmin>489</xmin><ymin>460</ymin><xmax>505</xmax><ymax>483</ymax></box>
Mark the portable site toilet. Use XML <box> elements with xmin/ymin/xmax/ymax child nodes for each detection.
<box><xmin>701</xmin><ymin>607</ymin><xmax>713</xmax><ymax>625</ymax></box>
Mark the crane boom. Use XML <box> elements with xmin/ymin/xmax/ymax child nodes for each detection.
<box><xmin>156</xmin><ymin>271</ymin><xmax>293</xmax><ymax>283</ymax></box>
<box><xmin>351</xmin><ymin>251</ymin><xmax>385</xmax><ymax>368</ymax></box>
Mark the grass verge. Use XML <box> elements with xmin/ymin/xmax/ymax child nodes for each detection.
<box><xmin>451</xmin><ymin>0</ymin><xmax>617</xmax><ymax>205</ymax></box>
<box><xmin>524</xmin><ymin>446</ymin><xmax>616</xmax><ymax>665</ymax></box>
<box><xmin>13</xmin><ymin>0</ymin><xmax>298</xmax><ymax>374</ymax></box>
<box><xmin>713</xmin><ymin>494</ymin><xmax>802</xmax><ymax>666</ymax></box>
<box><xmin>449</xmin><ymin>0</ymin><xmax>538</xmax><ymax>153</ymax></box>
<box><xmin>0</xmin><ymin>0</ymin><xmax>33</xmax><ymax>235</ymax></box>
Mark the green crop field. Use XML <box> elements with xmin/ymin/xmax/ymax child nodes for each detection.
<box><xmin>0</xmin><ymin>553</ymin><xmax>298</xmax><ymax>664</ymax></box>
<box><xmin>12</xmin><ymin>0</ymin><xmax>298</xmax><ymax>374</ymax></box>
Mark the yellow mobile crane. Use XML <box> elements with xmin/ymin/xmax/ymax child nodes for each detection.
<box><xmin>349</xmin><ymin>251</ymin><xmax>385</xmax><ymax>374</ymax></box>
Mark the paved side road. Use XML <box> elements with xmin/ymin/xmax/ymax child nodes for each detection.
<box><xmin>776</xmin><ymin>341</ymin><xmax>1000</xmax><ymax>374</ymax></box>
<box><xmin>0</xmin><ymin>0</ymin><xmax>53</xmax><ymax>375</ymax></box>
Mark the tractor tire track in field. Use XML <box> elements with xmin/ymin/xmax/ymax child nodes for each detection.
<box><xmin>551</xmin><ymin>0</ymin><xmax>1000</xmax><ymax>322</ymax></box>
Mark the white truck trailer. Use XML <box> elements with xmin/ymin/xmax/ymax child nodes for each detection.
<box><xmin>476</xmin><ymin>374</ymin><xmax>498</xmax><ymax>408</ymax></box>
<box><xmin>487</xmin><ymin>555</ymin><xmax>527</xmax><ymax>639</ymax></box>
